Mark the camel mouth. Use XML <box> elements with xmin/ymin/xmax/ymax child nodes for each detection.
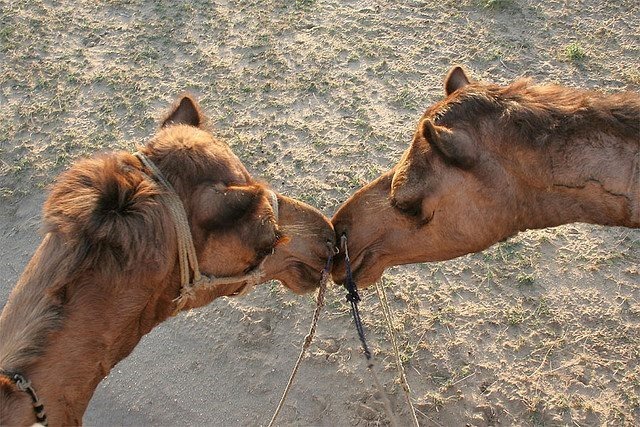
<box><xmin>332</xmin><ymin>248</ymin><xmax>382</xmax><ymax>289</ymax></box>
<box><xmin>266</xmin><ymin>237</ymin><xmax>336</xmax><ymax>294</ymax></box>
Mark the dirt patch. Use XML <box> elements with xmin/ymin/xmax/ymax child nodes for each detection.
<box><xmin>1</xmin><ymin>1</ymin><xmax>638</xmax><ymax>425</ymax></box>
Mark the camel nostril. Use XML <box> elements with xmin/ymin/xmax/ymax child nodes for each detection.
<box><xmin>325</xmin><ymin>240</ymin><xmax>339</xmax><ymax>256</ymax></box>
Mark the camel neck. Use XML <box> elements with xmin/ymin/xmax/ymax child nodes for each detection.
<box><xmin>0</xmin><ymin>235</ymin><xmax>177</xmax><ymax>425</ymax></box>
<box><xmin>518</xmin><ymin>134</ymin><xmax>639</xmax><ymax>230</ymax></box>
<box><xmin>0</xmin><ymin>232</ymin><xmax>240</xmax><ymax>424</ymax></box>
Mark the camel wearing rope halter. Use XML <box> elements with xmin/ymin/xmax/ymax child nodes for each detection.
<box><xmin>0</xmin><ymin>95</ymin><xmax>336</xmax><ymax>425</ymax></box>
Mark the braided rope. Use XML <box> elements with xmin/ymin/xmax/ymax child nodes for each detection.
<box><xmin>375</xmin><ymin>279</ymin><xmax>420</xmax><ymax>427</ymax></box>
<box><xmin>267</xmin><ymin>251</ymin><xmax>333</xmax><ymax>427</ymax></box>
<box><xmin>134</xmin><ymin>153</ymin><xmax>201</xmax><ymax>314</ymax></box>
<box><xmin>268</xmin><ymin>190</ymin><xmax>279</xmax><ymax>223</ymax></box>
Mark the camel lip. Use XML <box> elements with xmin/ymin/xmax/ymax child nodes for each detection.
<box><xmin>268</xmin><ymin>243</ymin><xmax>336</xmax><ymax>292</ymax></box>
<box><xmin>299</xmin><ymin>258</ymin><xmax>329</xmax><ymax>284</ymax></box>
<box><xmin>332</xmin><ymin>248</ymin><xmax>369</xmax><ymax>287</ymax></box>
<box><xmin>297</xmin><ymin>244</ymin><xmax>336</xmax><ymax>279</ymax></box>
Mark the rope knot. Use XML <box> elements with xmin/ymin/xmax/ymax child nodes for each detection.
<box><xmin>191</xmin><ymin>275</ymin><xmax>211</xmax><ymax>287</ymax></box>
<box><xmin>172</xmin><ymin>286</ymin><xmax>196</xmax><ymax>315</ymax></box>
<box><xmin>345</xmin><ymin>291</ymin><xmax>361</xmax><ymax>303</ymax></box>
<box><xmin>14</xmin><ymin>374</ymin><xmax>30</xmax><ymax>392</ymax></box>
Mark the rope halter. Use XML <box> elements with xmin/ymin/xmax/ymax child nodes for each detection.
<box><xmin>0</xmin><ymin>369</ymin><xmax>48</xmax><ymax>426</ymax></box>
<box><xmin>133</xmin><ymin>152</ymin><xmax>279</xmax><ymax>316</ymax></box>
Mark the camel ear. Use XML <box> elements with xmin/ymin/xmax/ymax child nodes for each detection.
<box><xmin>421</xmin><ymin>119</ymin><xmax>477</xmax><ymax>168</ymax></box>
<box><xmin>444</xmin><ymin>66</ymin><xmax>471</xmax><ymax>96</ymax></box>
<box><xmin>162</xmin><ymin>95</ymin><xmax>204</xmax><ymax>128</ymax></box>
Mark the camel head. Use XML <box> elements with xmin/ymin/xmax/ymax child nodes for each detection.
<box><xmin>135</xmin><ymin>95</ymin><xmax>337</xmax><ymax>300</ymax></box>
<box><xmin>333</xmin><ymin>65</ymin><xmax>640</xmax><ymax>288</ymax></box>
<box><xmin>0</xmin><ymin>94</ymin><xmax>335</xmax><ymax>425</ymax></box>
<box><xmin>332</xmin><ymin>66</ymin><xmax>531</xmax><ymax>287</ymax></box>
<box><xmin>40</xmin><ymin>95</ymin><xmax>336</xmax><ymax>309</ymax></box>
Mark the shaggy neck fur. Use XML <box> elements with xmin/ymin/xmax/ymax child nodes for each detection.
<box><xmin>0</xmin><ymin>232</ymin><xmax>178</xmax><ymax>424</ymax></box>
<box><xmin>2</xmin><ymin>152</ymin><xmax>186</xmax><ymax>424</ymax></box>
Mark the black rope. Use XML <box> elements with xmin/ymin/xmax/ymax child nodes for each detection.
<box><xmin>341</xmin><ymin>235</ymin><xmax>372</xmax><ymax>364</ymax></box>
<box><xmin>340</xmin><ymin>235</ymin><xmax>399</xmax><ymax>427</ymax></box>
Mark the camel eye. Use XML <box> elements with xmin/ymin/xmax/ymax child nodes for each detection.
<box><xmin>254</xmin><ymin>230</ymin><xmax>283</xmax><ymax>261</ymax></box>
<box><xmin>391</xmin><ymin>198</ymin><xmax>421</xmax><ymax>217</ymax></box>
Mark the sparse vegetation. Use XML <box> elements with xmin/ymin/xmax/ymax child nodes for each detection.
<box><xmin>565</xmin><ymin>42</ymin><xmax>587</xmax><ymax>60</ymax></box>
<box><xmin>1</xmin><ymin>1</ymin><xmax>638</xmax><ymax>426</ymax></box>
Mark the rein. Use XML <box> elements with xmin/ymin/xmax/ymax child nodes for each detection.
<box><xmin>340</xmin><ymin>235</ymin><xmax>399</xmax><ymax>427</ymax></box>
<box><xmin>341</xmin><ymin>235</ymin><xmax>371</xmax><ymax>360</ymax></box>
<box><xmin>0</xmin><ymin>369</ymin><xmax>48</xmax><ymax>426</ymax></box>
<box><xmin>133</xmin><ymin>152</ymin><xmax>278</xmax><ymax>315</ymax></box>
<box><xmin>267</xmin><ymin>249</ymin><xmax>334</xmax><ymax>427</ymax></box>
<box><xmin>342</xmin><ymin>234</ymin><xmax>419</xmax><ymax>427</ymax></box>
<box><xmin>267</xmin><ymin>236</ymin><xmax>418</xmax><ymax>426</ymax></box>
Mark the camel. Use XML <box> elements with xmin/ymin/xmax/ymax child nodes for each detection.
<box><xmin>332</xmin><ymin>66</ymin><xmax>639</xmax><ymax>286</ymax></box>
<box><xmin>0</xmin><ymin>95</ymin><xmax>336</xmax><ymax>425</ymax></box>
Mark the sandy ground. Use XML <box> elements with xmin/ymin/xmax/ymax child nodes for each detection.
<box><xmin>1</xmin><ymin>1</ymin><xmax>639</xmax><ymax>426</ymax></box>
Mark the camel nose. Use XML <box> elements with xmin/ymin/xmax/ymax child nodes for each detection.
<box><xmin>327</xmin><ymin>238</ymin><xmax>339</xmax><ymax>256</ymax></box>
<box><xmin>324</xmin><ymin>235</ymin><xmax>339</xmax><ymax>260</ymax></box>
<box><xmin>311</xmin><ymin>219</ymin><xmax>337</xmax><ymax>265</ymax></box>
<box><xmin>325</xmin><ymin>226</ymin><xmax>338</xmax><ymax>247</ymax></box>
<box><xmin>327</xmin><ymin>229</ymin><xmax>347</xmax><ymax>285</ymax></box>
<box><xmin>319</xmin><ymin>216</ymin><xmax>337</xmax><ymax>252</ymax></box>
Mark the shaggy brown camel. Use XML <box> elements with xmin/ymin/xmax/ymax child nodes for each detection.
<box><xmin>332</xmin><ymin>66</ymin><xmax>639</xmax><ymax>286</ymax></box>
<box><xmin>0</xmin><ymin>96</ymin><xmax>335</xmax><ymax>425</ymax></box>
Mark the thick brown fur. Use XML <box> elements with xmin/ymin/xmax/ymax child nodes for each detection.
<box><xmin>0</xmin><ymin>95</ymin><xmax>335</xmax><ymax>425</ymax></box>
<box><xmin>431</xmin><ymin>78</ymin><xmax>640</xmax><ymax>143</ymax></box>
<box><xmin>332</xmin><ymin>66</ymin><xmax>639</xmax><ymax>287</ymax></box>
<box><xmin>44</xmin><ymin>154</ymin><xmax>171</xmax><ymax>279</ymax></box>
